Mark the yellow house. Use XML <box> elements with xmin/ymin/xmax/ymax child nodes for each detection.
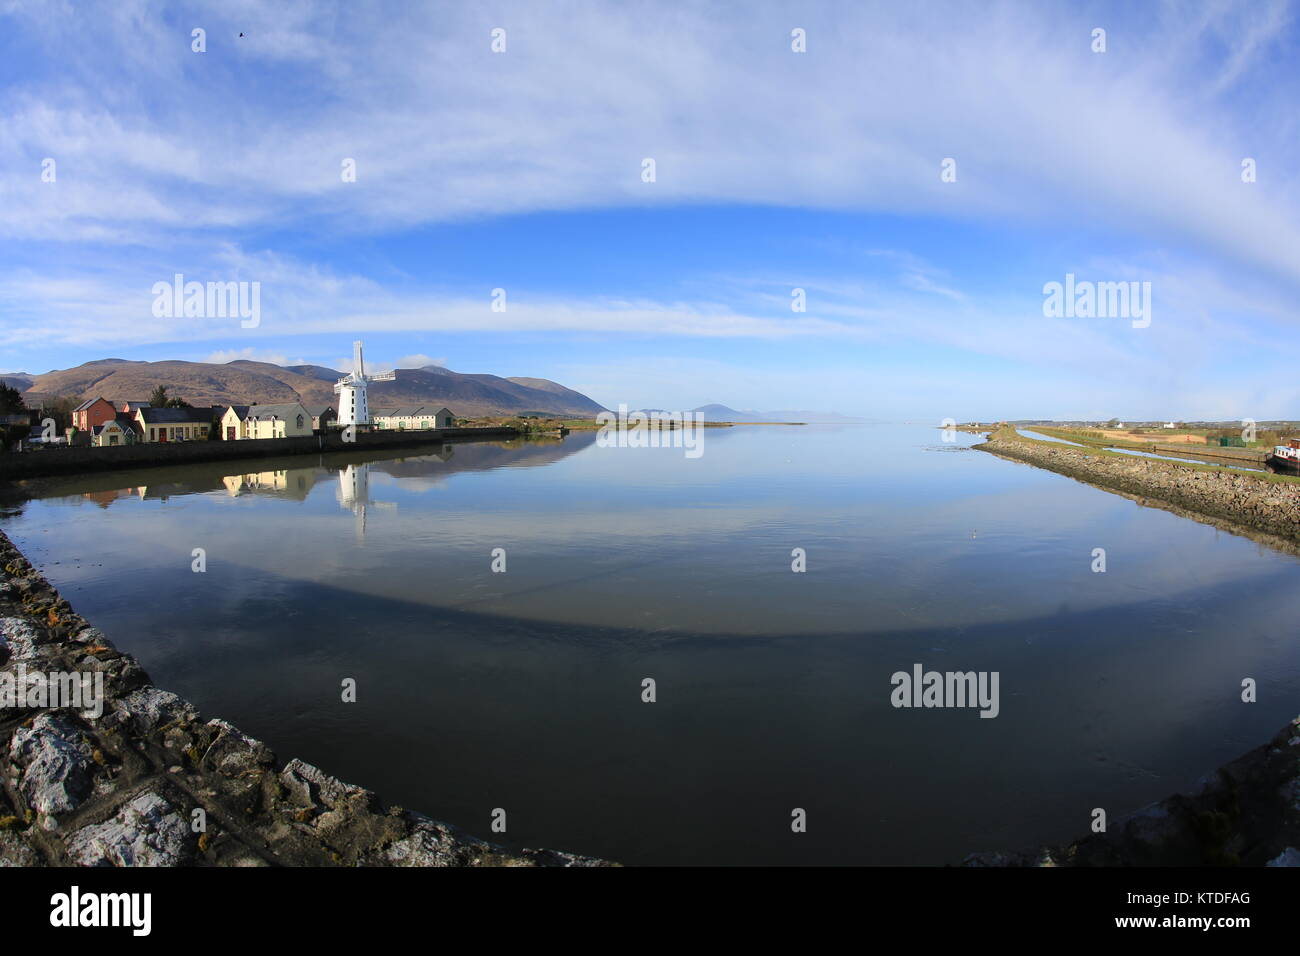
<box><xmin>136</xmin><ymin>407</ymin><xmax>214</xmax><ymax>443</ymax></box>
<box><xmin>91</xmin><ymin>418</ymin><xmax>136</xmax><ymax>447</ymax></box>
<box><xmin>221</xmin><ymin>403</ymin><xmax>312</xmax><ymax>440</ymax></box>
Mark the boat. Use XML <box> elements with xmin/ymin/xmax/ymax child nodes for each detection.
<box><xmin>1265</xmin><ymin>438</ymin><xmax>1300</xmax><ymax>474</ymax></box>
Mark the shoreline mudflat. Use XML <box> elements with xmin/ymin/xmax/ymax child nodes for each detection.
<box><xmin>0</xmin><ymin>530</ymin><xmax>608</xmax><ymax>867</ymax></box>
<box><xmin>975</xmin><ymin>427</ymin><xmax>1300</xmax><ymax>549</ymax></box>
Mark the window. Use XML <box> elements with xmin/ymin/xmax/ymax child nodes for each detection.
<box><xmin>296</xmin><ymin>415</ymin><xmax>304</xmax><ymax>428</ymax></box>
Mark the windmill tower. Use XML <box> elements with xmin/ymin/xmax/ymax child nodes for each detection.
<box><xmin>334</xmin><ymin>340</ymin><xmax>395</xmax><ymax>428</ymax></box>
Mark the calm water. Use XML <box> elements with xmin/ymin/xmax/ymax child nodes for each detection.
<box><xmin>4</xmin><ymin>425</ymin><xmax>1300</xmax><ymax>865</ymax></box>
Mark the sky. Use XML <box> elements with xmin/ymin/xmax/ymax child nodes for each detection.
<box><xmin>0</xmin><ymin>0</ymin><xmax>1298</xmax><ymax>421</ymax></box>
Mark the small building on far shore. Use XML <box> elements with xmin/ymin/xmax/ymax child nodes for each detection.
<box><xmin>92</xmin><ymin>418</ymin><xmax>135</xmax><ymax>447</ymax></box>
<box><xmin>306</xmin><ymin>405</ymin><xmax>337</xmax><ymax>432</ymax></box>
<box><xmin>136</xmin><ymin>406</ymin><xmax>216</xmax><ymax>443</ymax></box>
<box><xmin>71</xmin><ymin>397</ymin><xmax>116</xmax><ymax>435</ymax></box>
<box><xmin>372</xmin><ymin>406</ymin><xmax>455</xmax><ymax>430</ymax></box>
<box><xmin>221</xmin><ymin>403</ymin><xmax>312</xmax><ymax>440</ymax></box>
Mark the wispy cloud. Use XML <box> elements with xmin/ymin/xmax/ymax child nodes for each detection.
<box><xmin>2</xmin><ymin>1</ymin><xmax>1296</xmax><ymax>280</ymax></box>
<box><xmin>204</xmin><ymin>347</ymin><xmax>308</xmax><ymax>366</ymax></box>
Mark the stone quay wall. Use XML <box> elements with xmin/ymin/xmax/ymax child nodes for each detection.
<box><xmin>977</xmin><ymin>431</ymin><xmax>1300</xmax><ymax>544</ymax></box>
<box><xmin>0</xmin><ymin>427</ymin><xmax>519</xmax><ymax>482</ymax></box>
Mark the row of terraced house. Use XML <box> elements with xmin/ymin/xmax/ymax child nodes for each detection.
<box><xmin>67</xmin><ymin>397</ymin><xmax>456</xmax><ymax>446</ymax></box>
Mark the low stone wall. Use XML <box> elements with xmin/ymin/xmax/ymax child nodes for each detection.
<box><xmin>0</xmin><ymin>531</ymin><xmax>609</xmax><ymax>867</ymax></box>
<box><xmin>978</xmin><ymin>431</ymin><xmax>1300</xmax><ymax>544</ymax></box>
<box><xmin>0</xmin><ymin>428</ymin><xmax>518</xmax><ymax>482</ymax></box>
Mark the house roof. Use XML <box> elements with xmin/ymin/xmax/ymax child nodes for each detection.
<box><xmin>224</xmin><ymin>405</ymin><xmax>251</xmax><ymax>420</ymax></box>
<box><xmin>373</xmin><ymin>405</ymin><xmax>452</xmax><ymax>418</ymax></box>
<box><xmin>74</xmin><ymin>397</ymin><xmax>110</xmax><ymax>412</ymax></box>
<box><xmin>120</xmin><ymin>401</ymin><xmax>151</xmax><ymax>411</ymax></box>
<box><xmin>305</xmin><ymin>405</ymin><xmax>336</xmax><ymax>417</ymax></box>
<box><xmin>138</xmin><ymin>406</ymin><xmax>215</xmax><ymax>425</ymax></box>
<box><xmin>245</xmin><ymin>403</ymin><xmax>308</xmax><ymax>421</ymax></box>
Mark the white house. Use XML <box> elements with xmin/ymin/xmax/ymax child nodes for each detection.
<box><xmin>371</xmin><ymin>406</ymin><xmax>455</xmax><ymax>430</ymax></box>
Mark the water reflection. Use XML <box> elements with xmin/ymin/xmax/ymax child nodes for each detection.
<box><xmin>3</xmin><ymin>426</ymin><xmax>1299</xmax><ymax>865</ymax></box>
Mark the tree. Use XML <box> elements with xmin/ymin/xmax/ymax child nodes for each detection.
<box><xmin>37</xmin><ymin>395</ymin><xmax>77</xmax><ymax>434</ymax></box>
<box><xmin>1106</xmin><ymin>418</ymin><xmax>1119</xmax><ymax>428</ymax></box>
<box><xmin>0</xmin><ymin>384</ymin><xmax>29</xmax><ymax>450</ymax></box>
<box><xmin>0</xmin><ymin>383</ymin><xmax>26</xmax><ymax>414</ymax></box>
<box><xmin>148</xmin><ymin>384</ymin><xmax>191</xmax><ymax>409</ymax></box>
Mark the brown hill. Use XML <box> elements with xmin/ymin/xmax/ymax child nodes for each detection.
<box><xmin>20</xmin><ymin>359</ymin><xmax>607</xmax><ymax>418</ymax></box>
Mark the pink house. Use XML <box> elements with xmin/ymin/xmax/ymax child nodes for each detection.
<box><xmin>72</xmin><ymin>397</ymin><xmax>116</xmax><ymax>434</ymax></box>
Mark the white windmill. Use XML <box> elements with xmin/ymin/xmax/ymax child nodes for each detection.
<box><xmin>335</xmin><ymin>339</ymin><xmax>395</xmax><ymax>428</ymax></box>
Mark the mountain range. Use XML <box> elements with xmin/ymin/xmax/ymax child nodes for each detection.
<box><xmin>5</xmin><ymin>360</ymin><xmax>862</xmax><ymax>423</ymax></box>
<box><xmin>10</xmin><ymin>359</ymin><xmax>607</xmax><ymax>419</ymax></box>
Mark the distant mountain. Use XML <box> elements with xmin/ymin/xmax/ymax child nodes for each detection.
<box><xmin>692</xmin><ymin>404</ymin><xmax>764</xmax><ymax>422</ymax></box>
<box><xmin>19</xmin><ymin>359</ymin><xmax>607</xmax><ymax>418</ymax></box>
<box><xmin>0</xmin><ymin>373</ymin><xmax>33</xmax><ymax>392</ymax></box>
<box><xmin>691</xmin><ymin>404</ymin><xmax>865</xmax><ymax>423</ymax></box>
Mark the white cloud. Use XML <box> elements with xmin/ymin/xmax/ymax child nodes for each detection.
<box><xmin>204</xmin><ymin>347</ymin><xmax>308</xmax><ymax>366</ymax></box>
<box><xmin>395</xmin><ymin>354</ymin><xmax>445</xmax><ymax>369</ymax></box>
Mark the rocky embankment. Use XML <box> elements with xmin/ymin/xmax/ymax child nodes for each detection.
<box><xmin>977</xmin><ymin>429</ymin><xmax>1300</xmax><ymax>547</ymax></box>
<box><xmin>966</xmin><ymin>428</ymin><xmax>1300</xmax><ymax>865</ymax></box>
<box><xmin>966</xmin><ymin>715</ymin><xmax>1300</xmax><ymax>866</ymax></box>
<box><xmin>0</xmin><ymin>531</ymin><xmax>610</xmax><ymax>867</ymax></box>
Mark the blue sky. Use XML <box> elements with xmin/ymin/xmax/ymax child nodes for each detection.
<box><xmin>1</xmin><ymin>0</ymin><xmax>1298</xmax><ymax>420</ymax></box>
